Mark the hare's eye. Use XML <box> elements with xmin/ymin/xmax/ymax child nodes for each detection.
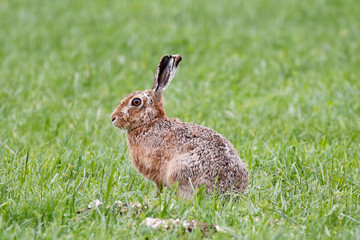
<box><xmin>131</xmin><ymin>98</ymin><xmax>142</xmax><ymax>106</ymax></box>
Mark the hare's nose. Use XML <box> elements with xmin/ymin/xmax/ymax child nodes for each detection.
<box><xmin>110</xmin><ymin>112</ymin><xmax>117</xmax><ymax>122</ymax></box>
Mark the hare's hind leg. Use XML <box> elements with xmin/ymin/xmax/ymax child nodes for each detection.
<box><xmin>176</xmin><ymin>183</ymin><xmax>194</xmax><ymax>199</ymax></box>
<box><xmin>165</xmin><ymin>154</ymin><xmax>196</xmax><ymax>199</ymax></box>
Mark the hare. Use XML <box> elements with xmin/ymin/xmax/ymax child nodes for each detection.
<box><xmin>111</xmin><ymin>54</ymin><xmax>248</xmax><ymax>199</ymax></box>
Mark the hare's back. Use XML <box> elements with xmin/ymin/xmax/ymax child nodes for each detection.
<box><xmin>160</xmin><ymin>119</ymin><xmax>242</xmax><ymax>163</ymax></box>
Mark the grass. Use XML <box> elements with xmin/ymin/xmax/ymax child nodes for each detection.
<box><xmin>0</xmin><ymin>0</ymin><xmax>360</xmax><ymax>238</ymax></box>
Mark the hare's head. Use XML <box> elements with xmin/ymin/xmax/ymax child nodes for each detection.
<box><xmin>111</xmin><ymin>54</ymin><xmax>182</xmax><ymax>131</ymax></box>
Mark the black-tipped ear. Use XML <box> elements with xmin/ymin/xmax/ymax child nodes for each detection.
<box><xmin>152</xmin><ymin>54</ymin><xmax>182</xmax><ymax>95</ymax></box>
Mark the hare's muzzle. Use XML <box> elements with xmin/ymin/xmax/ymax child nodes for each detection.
<box><xmin>111</xmin><ymin>110</ymin><xmax>126</xmax><ymax>126</ymax></box>
<box><xmin>110</xmin><ymin>112</ymin><xmax>120</xmax><ymax>124</ymax></box>
<box><xmin>110</xmin><ymin>112</ymin><xmax>117</xmax><ymax>122</ymax></box>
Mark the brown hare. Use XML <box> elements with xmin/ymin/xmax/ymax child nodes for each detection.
<box><xmin>111</xmin><ymin>54</ymin><xmax>248</xmax><ymax>199</ymax></box>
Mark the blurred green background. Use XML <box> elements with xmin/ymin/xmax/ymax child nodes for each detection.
<box><xmin>0</xmin><ymin>0</ymin><xmax>359</xmax><ymax>239</ymax></box>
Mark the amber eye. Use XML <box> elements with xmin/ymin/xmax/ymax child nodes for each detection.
<box><xmin>131</xmin><ymin>98</ymin><xmax>142</xmax><ymax>106</ymax></box>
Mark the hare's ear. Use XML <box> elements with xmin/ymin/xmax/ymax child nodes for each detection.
<box><xmin>152</xmin><ymin>54</ymin><xmax>182</xmax><ymax>97</ymax></box>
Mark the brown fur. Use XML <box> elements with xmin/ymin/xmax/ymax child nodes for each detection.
<box><xmin>111</xmin><ymin>54</ymin><xmax>249</xmax><ymax>199</ymax></box>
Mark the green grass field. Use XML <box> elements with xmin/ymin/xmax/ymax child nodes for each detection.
<box><xmin>1</xmin><ymin>0</ymin><xmax>360</xmax><ymax>239</ymax></box>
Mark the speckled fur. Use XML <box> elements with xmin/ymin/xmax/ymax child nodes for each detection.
<box><xmin>111</xmin><ymin>54</ymin><xmax>249</xmax><ymax>199</ymax></box>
